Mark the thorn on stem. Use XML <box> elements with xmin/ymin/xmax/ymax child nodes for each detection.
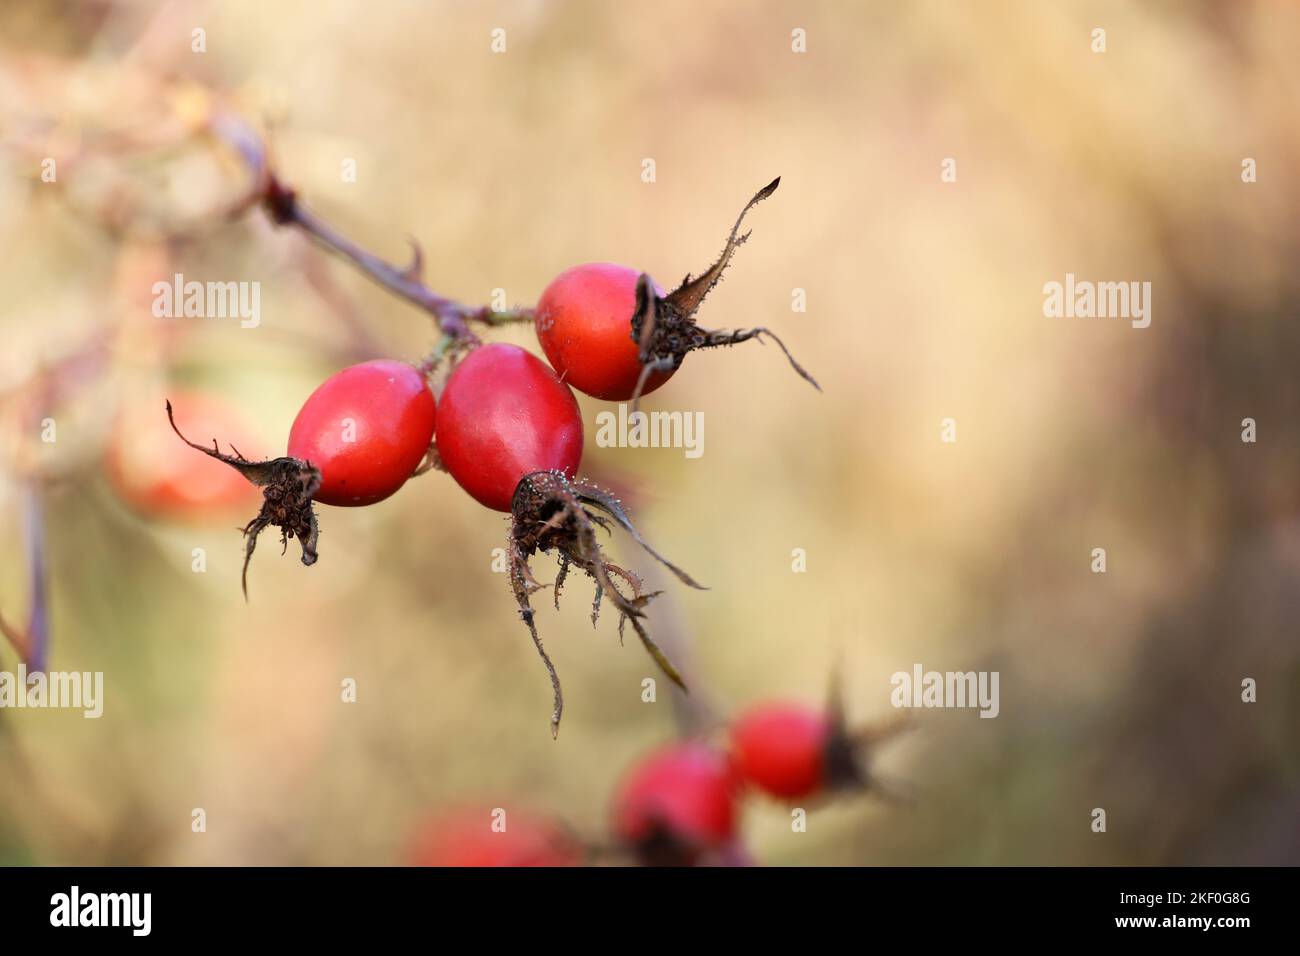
<box><xmin>401</xmin><ymin>236</ymin><xmax>425</xmax><ymax>282</ymax></box>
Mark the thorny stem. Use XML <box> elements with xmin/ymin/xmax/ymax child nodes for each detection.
<box><xmin>261</xmin><ymin>174</ymin><xmax>534</xmax><ymax>345</ymax></box>
<box><xmin>207</xmin><ymin>110</ymin><xmax>532</xmax><ymax>349</ymax></box>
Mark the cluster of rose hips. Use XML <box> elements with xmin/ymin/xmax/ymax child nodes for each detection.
<box><xmin>411</xmin><ymin>695</ymin><xmax>907</xmax><ymax>867</ymax></box>
<box><xmin>160</xmin><ymin>177</ymin><xmax>817</xmax><ymax>736</ymax></box>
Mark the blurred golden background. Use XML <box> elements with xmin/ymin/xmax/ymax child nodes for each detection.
<box><xmin>1</xmin><ymin>0</ymin><xmax>1297</xmax><ymax>865</ymax></box>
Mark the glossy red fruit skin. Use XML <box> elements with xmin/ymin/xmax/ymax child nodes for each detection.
<box><xmin>730</xmin><ymin>702</ymin><xmax>830</xmax><ymax>800</ymax></box>
<box><xmin>611</xmin><ymin>742</ymin><xmax>738</xmax><ymax>859</ymax></box>
<box><xmin>410</xmin><ymin>809</ymin><xmax>581</xmax><ymax>867</ymax></box>
<box><xmin>435</xmin><ymin>343</ymin><xmax>583</xmax><ymax>512</ymax></box>
<box><xmin>535</xmin><ymin>263</ymin><xmax>672</xmax><ymax>401</ymax></box>
<box><xmin>287</xmin><ymin>360</ymin><xmax>436</xmax><ymax>507</ymax></box>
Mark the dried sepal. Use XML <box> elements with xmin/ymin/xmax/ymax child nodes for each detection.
<box><xmin>667</xmin><ymin>176</ymin><xmax>782</xmax><ymax>318</ymax></box>
<box><xmin>569</xmin><ymin>482</ymin><xmax>705</xmax><ymax>591</ymax></box>
<box><xmin>822</xmin><ymin>661</ymin><xmax>916</xmax><ymax>800</ymax></box>
<box><xmin>627</xmin><ymin>178</ymin><xmax>821</xmax><ymax>408</ymax></box>
<box><xmin>165</xmin><ymin>400</ymin><xmax>322</xmax><ymax>599</ymax></box>
<box><xmin>507</xmin><ymin>470</ymin><xmax>703</xmax><ymax>737</ymax></box>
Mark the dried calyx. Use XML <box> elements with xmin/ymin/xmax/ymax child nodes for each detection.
<box><xmin>165</xmin><ymin>401</ymin><xmax>321</xmax><ymax>599</ymax></box>
<box><xmin>822</xmin><ymin>669</ymin><xmax>915</xmax><ymax>798</ymax></box>
<box><xmin>508</xmin><ymin>470</ymin><xmax>705</xmax><ymax>738</ymax></box>
<box><xmin>627</xmin><ymin>177</ymin><xmax>822</xmax><ymax>408</ymax></box>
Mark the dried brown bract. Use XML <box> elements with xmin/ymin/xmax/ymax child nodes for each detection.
<box><xmin>508</xmin><ymin>470</ymin><xmax>706</xmax><ymax>737</ymax></box>
<box><xmin>823</xmin><ymin>666</ymin><xmax>916</xmax><ymax>800</ymax></box>
<box><xmin>165</xmin><ymin>401</ymin><xmax>321</xmax><ymax>599</ymax></box>
<box><xmin>627</xmin><ymin>178</ymin><xmax>821</xmax><ymax>408</ymax></box>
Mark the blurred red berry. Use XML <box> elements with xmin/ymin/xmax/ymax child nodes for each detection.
<box><xmin>287</xmin><ymin>359</ymin><xmax>436</xmax><ymax>507</ymax></box>
<box><xmin>611</xmin><ymin>742</ymin><xmax>738</xmax><ymax>865</ymax></box>
<box><xmin>106</xmin><ymin>392</ymin><xmax>261</xmax><ymax>519</ymax></box>
<box><xmin>410</xmin><ymin>809</ymin><xmax>581</xmax><ymax>867</ymax></box>
<box><xmin>535</xmin><ymin>263</ymin><xmax>671</xmax><ymax>401</ymax></box>
<box><xmin>435</xmin><ymin>343</ymin><xmax>583</xmax><ymax>512</ymax></box>
<box><xmin>730</xmin><ymin>702</ymin><xmax>832</xmax><ymax>800</ymax></box>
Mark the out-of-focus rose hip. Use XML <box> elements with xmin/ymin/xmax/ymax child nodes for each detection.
<box><xmin>611</xmin><ymin>741</ymin><xmax>738</xmax><ymax>865</ymax></box>
<box><xmin>410</xmin><ymin>809</ymin><xmax>581</xmax><ymax>867</ymax></box>
<box><xmin>107</xmin><ymin>392</ymin><xmax>261</xmax><ymax>519</ymax></box>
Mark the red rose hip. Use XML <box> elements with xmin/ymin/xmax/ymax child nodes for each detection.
<box><xmin>287</xmin><ymin>359</ymin><xmax>435</xmax><ymax>507</ymax></box>
<box><xmin>611</xmin><ymin>742</ymin><xmax>738</xmax><ymax>865</ymax></box>
<box><xmin>435</xmin><ymin>343</ymin><xmax>583</xmax><ymax>512</ymax></box>
<box><xmin>410</xmin><ymin>809</ymin><xmax>581</xmax><ymax>867</ymax></box>
<box><xmin>532</xmin><ymin>181</ymin><xmax>819</xmax><ymax>406</ymax></box>
<box><xmin>108</xmin><ymin>392</ymin><xmax>262</xmax><ymax>519</ymax></box>
<box><xmin>730</xmin><ymin>702</ymin><xmax>832</xmax><ymax>800</ymax></box>
<box><xmin>535</xmin><ymin>263</ymin><xmax>671</xmax><ymax>401</ymax></box>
